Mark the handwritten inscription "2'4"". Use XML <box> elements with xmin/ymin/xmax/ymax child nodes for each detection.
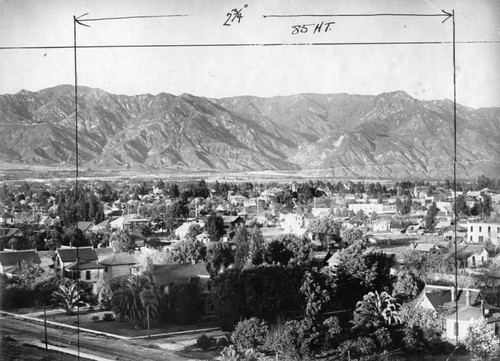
<box><xmin>291</xmin><ymin>21</ymin><xmax>335</xmax><ymax>35</ymax></box>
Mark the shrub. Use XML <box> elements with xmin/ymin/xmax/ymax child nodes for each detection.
<box><xmin>231</xmin><ymin>318</ymin><xmax>268</xmax><ymax>352</ymax></box>
<box><xmin>197</xmin><ymin>334</ymin><xmax>217</xmax><ymax>351</ymax></box>
<box><xmin>272</xmin><ymin>318</ymin><xmax>325</xmax><ymax>361</ymax></box>
<box><xmin>337</xmin><ymin>337</ymin><xmax>377</xmax><ymax>361</ymax></box>
<box><xmin>103</xmin><ymin>313</ymin><xmax>115</xmax><ymax>321</ymax></box>
<box><xmin>91</xmin><ymin>315</ymin><xmax>99</xmax><ymax>322</ymax></box>
<box><xmin>217</xmin><ymin>336</ymin><xmax>230</xmax><ymax>348</ymax></box>
<box><xmin>373</xmin><ymin>327</ymin><xmax>393</xmax><ymax>351</ymax></box>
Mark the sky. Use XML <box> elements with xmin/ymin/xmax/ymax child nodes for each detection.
<box><xmin>0</xmin><ymin>0</ymin><xmax>499</xmax><ymax>108</ymax></box>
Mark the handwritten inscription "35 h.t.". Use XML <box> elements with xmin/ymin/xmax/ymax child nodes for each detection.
<box><xmin>291</xmin><ymin>21</ymin><xmax>335</xmax><ymax>35</ymax></box>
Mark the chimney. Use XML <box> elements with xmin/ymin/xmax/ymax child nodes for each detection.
<box><xmin>466</xmin><ymin>289</ymin><xmax>471</xmax><ymax>306</ymax></box>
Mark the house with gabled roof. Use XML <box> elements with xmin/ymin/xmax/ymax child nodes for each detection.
<box><xmin>415</xmin><ymin>285</ymin><xmax>486</xmax><ymax>313</ymax></box>
<box><xmin>151</xmin><ymin>262</ymin><xmax>210</xmax><ymax>296</ymax></box>
<box><xmin>77</xmin><ymin>221</ymin><xmax>95</xmax><ymax>232</ymax></box>
<box><xmin>99</xmin><ymin>253</ymin><xmax>139</xmax><ymax>279</ymax></box>
<box><xmin>109</xmin><ymin>214</ymin><xmax>150</xmax><ymax>231</ymax></box>
<box><xmin>409</xmin><ymin>242</ymin><xmax>445</xmax><ymax>254</ymax></box>
<box><xmin>53</xmin><ymin>246</ymin><xmax>99</xmax><ymax>278</ymax></box>
<box><xmin>65</xmin><ymin>258</ymin><xmax>103</xmax><ymax>282</ymax></box>
<box><xmin>0</xmin><ymin>249</ymin><xmax>41</xmax><ymax>277</ymax></box>
<box><xmin>0</xmin><ymin>212</ymin><xmax>14</xmax><ymax>225</ymax></box>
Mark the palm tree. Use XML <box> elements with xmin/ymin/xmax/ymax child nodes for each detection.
<box><xmin>52</xmin><ymin>282</ymin><xmax>86</xmax><ymax>315</ymax></box>
<box><xmin>111</xmin><ymin>274</ymin><xmax>161</xmax><ymax>329</ymax></box>
<box><xmin>352</xmin><ymin>290</ymin><xmax>401</xmax><ymax>330</ymax></box>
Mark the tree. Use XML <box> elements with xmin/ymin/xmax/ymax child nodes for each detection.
<box><xmin>424</xmin><ymin>202</ymin><xmax>439</xmax><ymax>230</ymax></box>
<box><xmin>455</xmin><ymin>194</ymin><xmax>470</xmax><ymax>216</ymax></box>
<box><xmin>111</xmin><ymin>274</ymin><xmax>161</xmax><ymax>328</ymax></box>
<box><xmin>352</xmin><ymin>291</ymin><xmax>401</xmax><ymax>331</ymax></box>
<box><xmin>207</xmin><ymin>242</ymin><xmax>234</xmax><ymax>274</ymax></box>
<box><xmin>307</xmin><ymin>217</ymin><xmax>341</xmax><ymax>250</ymax></box>
<box><xmin>247</xmin><ymin>226</ymin><xmax>265</xmax><ymax>265</ymax></box>
<box><xmin>336</xmin><ymin>242</ymin><xmax>394</xmax><ymax>310</ymax></box>
<box><xmin>176</xmin><ymin>239</ymin><xmax>207</xmax><ymax>264</ymax></box>
<box><xmin>464</xmin><ymin>318</ymin><xmax>499</xmax><ymax>360</ymax></box>
<box><xmin>264</xmin><ymin>234</ymin><xmax>313</xmax><ymax>266</ymax></box>
<box><xmin>52</xmin><ymin>282</ymin><xmax>86</xmax><ymax>315</ymax></box>
<box><xmin>166</xmin><ymin>283</ymin><xmax>201</xmax><ymax>324</ymax></box>
<box><xmin>231</xmin><ymin>318</ymin><xmax>268</xmax><ymax>353</ymax></box>
<box><xmin>341</xmin><ymin>228</ymin><xmax>363</xmax><ymax>246</ymax></box>
<box><xmin>109</xmin><ymin>230</ymin><xmax>134</xmax><ymax>252</ymax></box>
<box><xmin>206</xmin><ymin>212</ymin><xmax>225</xmax><ymax>241</ymax></box>
<box><xmin>233</xmin><ymin>226</ymin><xmax>250</xmax><ymax>268</ymax></box>
<box><xmin>186</xmin><ymin>223</ymin><xmax>202</xmax><ymax>240</ymax></box>
<box><xmin>392</xmin><ymin>271</ymin><xmax>424</xmax><ymax>303</ymax></box>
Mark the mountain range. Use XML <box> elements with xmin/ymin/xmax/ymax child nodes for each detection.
<box><xmin>0</xmin><ymin>85</ymin><xmax>498</xmax><ymax>179</ymax></box>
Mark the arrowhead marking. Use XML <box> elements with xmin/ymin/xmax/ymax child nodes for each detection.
<box><xmin>75</xmin><ymin>13</ymin><xmax>91</xmax><ymax>27</ymax></box>
<box><xmin>441</xmin><ymin>9</ymin><xmax>452</xmax><ymax>23</ymax></box>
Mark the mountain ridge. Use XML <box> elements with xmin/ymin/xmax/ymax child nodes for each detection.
<box><xmin>0</xmin><ymin>86</ymin><xmax>498</xmax><ymax>179</ymax></box>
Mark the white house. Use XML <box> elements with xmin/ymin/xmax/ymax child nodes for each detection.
<box><xmin>467</xmin><ymin>221</ymin><xmax>500</xmax><ymax>246</ymax></box>
<box><xmin>109</xmin><ymin>214</ymin><xmax>150</xmax><ymax>231</ymax></box>
<box><xmin>280</xmin><ymin>213</ymin><xmax>305</xmax><ymax>233</ymax></box>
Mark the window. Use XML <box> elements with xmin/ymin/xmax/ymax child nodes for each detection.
<box><xmin>471</xmin><ymin>226</ymin><xmax>473</xmax><ymax>232</ymax></box>
<box><xmin>479</xmin><ymin>226</ymin><xmax>482</xmax><ymax>232</ymax></box>
<box><xmin>86</xmin><ymin>271</ymin><xmax>91</xmax><ymax>280</ymax></box>
<box><xmin>488</xmin><ymin>226</ymin><xmax>491</xmax><ymax>233</ymax></box>
<box><xmin>104</xmin><ymin>266</ymin><xmax>108</xmax><ymax>272</ymax></box>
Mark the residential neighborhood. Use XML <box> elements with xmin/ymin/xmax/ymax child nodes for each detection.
<box><xmin>1</xmin><ymin>176</ymin><xmax>500</xmax><ymax>360</ymax></box>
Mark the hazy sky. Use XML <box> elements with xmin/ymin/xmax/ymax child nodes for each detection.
<box><xmin>0</xmin><ymin>0</ymin><xmax>499</xmax><ymax>108</ymax></box>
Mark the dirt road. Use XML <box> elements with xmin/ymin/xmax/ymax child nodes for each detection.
<box><xmin>0</xmin><ymin>315</ymin><xmax>190</xmax><ymax>361</ymax></box>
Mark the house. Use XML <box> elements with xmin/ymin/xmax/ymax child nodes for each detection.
<box><xmin>222</xmin><ymin>216</ymin><xmax>245</xmax><ymax>236</ymax></box>
<box><xmin>65</xmin><ymin>258</ymin><xmax>103</xmax><ymax>283</ymax></box>
<box><xmin>0</xmin><ymin>249</ymin><xmax>41</xmax><ymax>276</ymax></box>
<box><xmin>444</xmin><ymin>303</ymin><xmax>500</xmax><ymax>341</ymax></box>
<box><xmin>99</xmin><ymin>253</ymin><xmax>139</xmax><ymax>279</ymax></box>
<box><xmin>0</xmin><ymin>212</ymin><xmax>14</xmax><ymax>225</ymax></box>
<box><xmin>445</xmin><ymin>244</ymin><xmax>491</xmax><ymax>269</ymax></box>
<box><xmin>467</xmin><ymin>221</ymin><xmax>500</xmax><ymax>246</ymax></box>
<box><xmin>0</xmin><ymin>227</ymin><xmax>24</xmax><ymax>245</ymax></box>
<box><xmin>77</xmin><ymin>221</ymin><xmax>95</xmax><ymax>232</ymax></box>
<box><xmin>325</xmin><ymin>251</ymin><xmax>342</xmax><ymax>269</ymax></box>
<box><xmin>109</xmin><ymin>214</ymin><xmax>150</xmax><ymax>231</ymax></box>
<box><xmin>415</xmin><ymin>285</ymin><xmax>486</xmax><ymax>313</ymax></box>
<box><xmin>53</xmin><ymin>246</ymin><xmax>99</xmax><ymax>278</ymax></box>
<box><xmin>372</xmin><ymin>220</ymin><xmax>391</xmax><ymax>232</ymax></box>
<box><xmin>92</xmin><ymin>218</ymin><xmax>113</xmax><ymax>232</ymax></box>
<box><xmin>280</xmin><ymin>213</ymin><xmax>305</xmax><ymax>233</ymax></box>
<box><xmin>175</xmin><ymin>219</ymin><xmax>206</xmax><ymax>240</ymax></box>
<box><xmin>409</xmin><ymin>242</ymin><xmax>444</xmax><ymax>254</ymax></box>
<box><xmin>196</xmin><ymin>231</ymin><xmax>211</xmax><ymax>244</ymax></box>
<box><xmin>150</xmin><ymin>263</ymin><xmax>210</xmax><ymax>297</ymax></box>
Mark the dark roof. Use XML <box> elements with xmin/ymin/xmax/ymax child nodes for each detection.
<box><xmin>151</xmin><ymin>263</ymin><xmax>209</xmax><ymax>286</ymax></box>
<box><xmin>425</xmin><ymin>290</ymin><xmax>451</xmax><ymax>309</ymax></box>
<box><xmin>0</xmin><ymin>228</ymin><xmax>22</xmax><ymax>238</ymax></box>
<box><xmin>100</xmin><ymin>253</ymin><xmax>137</xmax><ymax>266</ymax></box>
<box><xmin>66</xmin><ymin>259</ymin><xmax>104</xmax><ymax>271</ymax></box>
<box><xmin>222</xmin><ymin>216</ymin><xmax>245</xmax><ymax>226</ymax></box>
<box><xmin>1</xmin><ymin>212</ymin><xmax>14</xmax><ymax>219</ymax></box>
<box><xmin>56</xmin><ymin>247</ymin><xmax>98</xmax><ymax>262</ymax></box>
<box><xmin>0</xmin><ymin>250</ymin><xmax>41</xmax><ymax>267</ymax></box>
<box><xmin>77</xmin><ymin>221</ymin><xmax>94</xmax><ymax>231</ymax></box>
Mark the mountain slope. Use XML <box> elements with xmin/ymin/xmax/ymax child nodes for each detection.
<box><xmin>0</xmin><ymin>86</ymin><xmax>498</xmax><ymax>179</ymax></box>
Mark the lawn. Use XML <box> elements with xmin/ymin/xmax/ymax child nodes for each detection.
<box><xmin>35</xmin><ymin>309</ymin><xmax>220</xmax><ymax>338</ymax></box>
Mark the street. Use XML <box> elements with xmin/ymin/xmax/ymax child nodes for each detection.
<box><xmin>0</xmin><ymin>315</ymin><xmax>192</xmax><ymax>361</ymax></box>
